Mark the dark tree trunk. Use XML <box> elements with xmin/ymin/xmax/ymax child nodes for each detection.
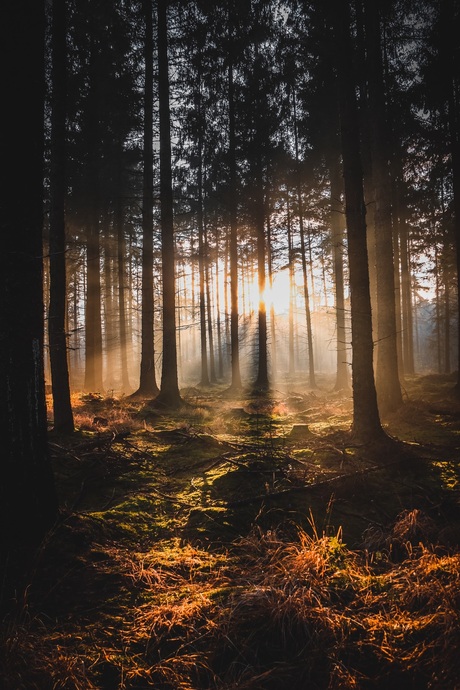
<box><xmin>293</xmin><ymin>90</ymin><xmax>316</xmax><ymax>388</ymax></box>
<box><xmin>332</xmin><ymin>0</ymin><xmax>386</xmax><ymax>444</ymax></box>
<box><xmin>328</xmin><ymin>150</ymin><xmax>350</xmax><ymax>391</ymax></box>
<box><xmin>266</xmin><ymin>207</ymin><xmax>277</xmax><ymax>381</ymax></box>
<box><xmin>0</xmin><ymin>0</ymin><xmax>58</xmax><ymax>570</ymax></box>
<box><xmin>115</xmin><ymin>148</ymin><xmax>131</xmax><ymax>393</ymax></box>
<box><xmin>197</xmin><ymin>147</ymin><xmax>210</xmax><ymax>386</ymax></box>
<box><xmin>364</xmin><ymin>0</ymin><xmax>403</xmax><ymax>414</ymax></box>
<box><xmin>227</xmin><ymin>29</ymin><xmax>242</xmax><ymax>391</ymax></box>
<box><xmin>287</xmin><ymin>196</ymin><xmax>296</xmax><ymax>376</ymax></box>
<box><xmin>194</xmin><ymin>59</ymin><xmax>210</xmax><ymax>387</ymax></box>
<box><xmin>84</xmin><ymin>43</ymin><xmax>103</xmax><ymax>392</ymax></box>
<box><xmin>103</xmin><ymin>223</ymin><xmax>116</xmax><ymax>389</ymax></box>
<box><xmin>397</xmin><ymin>181</ymin><xmax>415</xmax><ymax>375</ymax></box>
<box><xmin>442</xmin><ymin>0</ymin><xmax>460</xmax><ymax>391</ymax></box>
<box><xmin>205</xmin><ymin>224</ymin><xmax>217</xmax><ymax>382</ymax></box>
<box><xmin>156</xmin><ymin>0</ymin><xmax>182</xmax><ymax>408</ymax></box>
<box><xmin>253</xmin><ymin>157</ymin><xmax>269</xmax><ymax>391</ymax></box>
<box><xmin>133</xmin><ymin>0</ymin><xmax>159</xmax><ymax>398</ymax></box>
<box><xmin>215</xmin><ymin>227</ymin><xmax>224</xmax><ymax>379</ymax></box>
<box><xmin>48</xmin><ymin>0</ymin><xmax>74</xmax><ymax>433</ymax></box>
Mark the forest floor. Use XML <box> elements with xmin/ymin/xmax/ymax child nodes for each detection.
<box><xmin>2</xmin><ymin>373</ymin><xmax>460</xmax><ymax>689</ymax></box>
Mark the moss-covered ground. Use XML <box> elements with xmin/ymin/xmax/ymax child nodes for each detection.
<box><xmin>1</xmin><ymin>374</ymin><xmax>460</xmax><ymax>689</ymax></box>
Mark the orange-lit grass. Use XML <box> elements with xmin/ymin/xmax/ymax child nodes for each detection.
<box><xmin>104</xmin><ymin>515</ymin><xmax>460</xmax><ymax>689</ymax></box>
<box><xmin>2</xmin><ymin>515</ymin><xmax>460</xmax><ymax>689</ymax></box>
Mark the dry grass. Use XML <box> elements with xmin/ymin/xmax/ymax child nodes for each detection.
<box><xmin>10</xmin><ymin>382</ymin><xmax>460</xmax><ymax>689</ymax></box>
<box><xmin>2</xmin><ymin>511</ymin><xmax>460</xmax><ymax>689</ymax></box>
<box><xmin>90</xmin><ymin>515</ymin><xmax>460</xmax><ymax>689</ymax></box>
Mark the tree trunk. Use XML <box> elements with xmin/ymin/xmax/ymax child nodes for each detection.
<box><xmin>253</xmin><ymin>157</ymin><xmax>269</xmax><ymax>391</ymax></box>
<box><xmin>442</xmin><ymin>0</ymin><xmax>460</xmax><ymax>391</ymax></box>
<box><xmin>205</xmin><ymin>224</ymin><xmax>217</xmax><ymax>382</ymax></box>
<box><xmin>227</xmin><ymin>28</ymin><xmax>242</xmax><ymax>391</ymax></box>
<box><xmin>398</xmin><ymin>191</ymin><xmax>415</xmax><ymax>375</ymax></box>
<box><xmin>364</xmin><ymin>0</ymin><xmax>403</xmax><ymax>414</ymax></box>
<box><xmin>293</xmin><ymin>90</ymin><xmax>316</xmax><ymax>387</ymax></box>
<box><xmin>84</xmin><ymin>42</ymin><xmax>103</xmax><ymax>392</ymax></box>
<box><xmin>133</xmin><ymin>0</ymin><xmax>159</xmax><ymax>398</ymax></box>
<box><xmin>48</xmin><ymin>0</ymin><xmax>74</xmax><ymax>433</ymax></box>
<box><xmin>103</xmin><ymin>224</ymin><xmax>116</xmax><ymax>389</ymax></box>
<box><xmin>287</xmin><ymin>195</ymin><xmax>296</xmax><ymax>376</ymax></box>
<box><xmin>328</xmin><ymin>150</ymin><xmax>350</xmax><ymax>391</ymax></box>
<box><xmin>0</xmin><ymin>0</ymin><xmax>58</xmax><ymax>567</ymax></box>
<box><xmin>197</xmin><ymin>144</ymin><xmax>210</xmax><ymax>385</ymax></box>
<box><xmin>114</xmin><ymin>143</ymin><xmax>131</xmax><ymax>394</ymax></box>
<box><xmin>266</xmin><ymin>208</ymin><xmax>277</xmax><ymax>381</ymax></box>
<box><xmin>332</xmin><ymin>0</ymin><xmax>386</xmax><ymax>444</ymax></box>
<box><xmin>215</xmin><ymin>227</ymin><xmax>224</xmax><ymax>379</ymax></box>
<box><xmin>156</xmin><ymin>0</ymin><xmax>182</xmax><ymax>408</ymax></box>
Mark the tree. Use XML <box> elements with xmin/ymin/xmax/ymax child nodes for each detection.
<box><xmin>364</xmin><ymin>0</ymin><xmax>403</xmax><ymax>414</ymax></box>
<box><xmin>155</xmin><ymin>0</ymin><xmax>182</xmax><ymax>408</ymax></box>
<box><xmin>331</xmin><ymin>0</ymin><xmax>386</xmax><ymax>443</ymax></box>
<box><xmin>48</xmin><ymin>0</ymin><xmax>74</xmax><ymax>432</ymax></box>
<box><xmin>0</xmin><ymin>0</ymin><xmax>58</xmax><ymax>561</ymax></box>
<box><xmin>292</xmin><ymin>89</ymin><xmax>316</xmax><ymax>388</ymax></box>
<box><xmin>328</xmin><ymin>148</ymin><xmax>350</xmax><ymax>391</ymax></box>
<box><xmin>227</xmin><ymin>9</ymin><xmax>243</xmax><ymax>391</ymax></box>
<box><xmin>441</xmin><ymin>0</ymin><xmax>460</xmax><ymax>392</ymax></box>
<box><xmin>132</xmin><ymin>0</ymin><xmax>160</xmax><ymax>398</ymax></box>
<box><xmin>83</xmin><ymin>34</ymin><xmax>104</xmax><ymax>392</ymax></box>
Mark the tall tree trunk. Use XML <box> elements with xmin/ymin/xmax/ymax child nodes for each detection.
<box><xmin>115</xmin><ymin>156</ymin><xmax>131</xmax><ymax>393</ymax></box>
<box><xmin>332</xmin><ymin>0</ymin><xmax>386</xmax><ymax>444</ymax></box>
<box><xmin>392</xmin><ymin>213</ymin><xmax>403</xmax><ymax>378</ymax></box>
<box><xmin>442</xmin><ymin>0</ymin><xmax>460</xmax><ymax>391</ymax></box>
<box><xmin>133</xmin><ymin>0</ymin><xmax>159</xmax><ymax>398</ymax></box>
<box><xmin>205</xmin><ymin>224</ymin><xmax>217</xmax><ymax>382</ymax></box>
<box><xmin>197</xmin><ymin>145</ymin><xmax>210</xmax><ymax>385</ymax></box>
<box><xmin>444</xmin><ymin>259</ymin><xmax>451</xmax><ymax>373</ymax></box>
<box><xmin>266</xmin><ymin>208</ymin><xmax>277</xmax><ymax>381</ymax></box>
<box><xmin>328</xmin><ymin>150</ymin><xmax>350</xmax><ymax>391</ymax></box>
<box><xmin>253</xmin><ymin>156</ymin><xmax>269</xmax><ymax>391</ymax></box>
<box><xmin>287</xmin><ymin>195</ymin><xmax>296</xmax><ymax>376</ymax></box>
<box><xmin>84</xmin><ymin>43</ymin><xmax>103</xmax><ymax>392</ymax></box>
<box><xmin>293</xmin><ymin>90</ymin><xmax>316</xmax><ymax>387</ymax></box>
<box><xmin>1</xmin><ymin>0</ymin><xmax>58</xmax><ymax>565</ymax></box>
<box><xmin>215</xmin><ymin>227</ymin><xmax>224</xmax><ymax>379</ymax></box>
<box><xmin>227</xmin><ymin>29</ymin><xmax>242</xmax><ymax>391</ymax></box>
<box><xmin>156</xmin><ymin>0</ymin><xmax>181</xmax><ymax>408</ymax></box>
<box><xmin>48</xmin><ymin>0</ymin><xmax>74</xmax><ymax>432</ymax></box>
<box><xmin>398</xmin><ymin>191</ymin><xmax>415</xmax><ymax>374</ymax></box>
<box><xmin>103</xmin><ymin>224</ymin><xmax>116</xmax><ymax>389</ymax></box>
<box><xmin>364</xmin><ymin>0</ymin><xmax>403</xmax><ymax>414</ymax></box>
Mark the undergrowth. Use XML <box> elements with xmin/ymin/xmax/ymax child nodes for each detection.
<box><xmin>1</xmin><ymin>375</ymin><xmax>460</xmax><ymax>689</ymax></box>
<box><xmin>2</xmin><ymin>514</ymin><xmax>459</xmax><ymax>689</ymax></box>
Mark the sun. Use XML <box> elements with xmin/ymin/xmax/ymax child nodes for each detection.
<box><xmin>266</xmin><ymin>268</ymin><xmax>292</xmax><ymax>315</ymax></box>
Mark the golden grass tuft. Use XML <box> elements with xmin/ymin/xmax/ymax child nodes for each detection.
<box><xmin>3</xmin><ymin>523</ymin><xmax>460</xmax><ymax>689</ymax></box>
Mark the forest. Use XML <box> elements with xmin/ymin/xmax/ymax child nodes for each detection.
<box><xmin>1</xmin><ymin>0</ymin><xmax>460</xmax><ymax>688</ymax></box>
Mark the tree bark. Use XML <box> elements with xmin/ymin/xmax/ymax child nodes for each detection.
<box><xmin>364</xmin><ymin>0</ymin><xmax>403</xmax><ymax>414</ymax></box>
<box><xmin>156</xmin><ymin>0</ymin><xmax>182</xmax><ymax>408</ymax></box>
<box><xmin>48</xmin><ymin>0</ymin><xmax>74</xmax><ymax>432</ymax></box>
<box><xmin>332</xmin><ymin>0</ymin><xmax>386</xmax><ymax>444</ymax></box>
<box><xmin>328</xmin><ymin>150</ymin><xmax>350</xmax><ymax>391</ymax></box>
<box><xmin>227</xmin><ymin>15</ymin><xmax>242</xmax><ymax>391</ymax></box>
<box><xmin>0</xmin><ymin>0</ymin><xmax>58</xmax><ymax>568</ymax></box>
<box><xmin>133</xmin><ymin>0</ymin><xmax>159</xmax><ymax>398</ymax></box>
<box><xmin>84</xmin><ymin>41</ymin><xmax>103</xmax><ymax>392</ymax></box>
<box><xmin>293</xmin><ymin>90</ymin><xmax>316</xmax><ymax>387</ymax></box>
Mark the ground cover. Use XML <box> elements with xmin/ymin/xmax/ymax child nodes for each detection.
<box><xmin>1</xmin><ymin>374</ymin><xmax>460</xmax><ymax>689</ymax></box>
